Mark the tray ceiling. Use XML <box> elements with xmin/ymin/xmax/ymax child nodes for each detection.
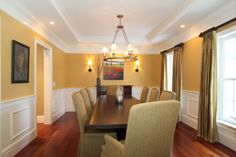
<box><xmin>0</xmin><ymin>0</ymin><xmax>235</xmax><ymax>53</ymax></box>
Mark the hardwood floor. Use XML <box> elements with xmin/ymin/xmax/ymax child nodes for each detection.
<box><xmin>15</xmin><ymin>112</ymin><xmax>236</xmax><ymax>157</ymax></box>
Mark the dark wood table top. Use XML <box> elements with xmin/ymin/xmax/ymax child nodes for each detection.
<box><xmin>85</xmin><ymin>95</ymin><xmax>140</xmax><ymax>130</ymax></box>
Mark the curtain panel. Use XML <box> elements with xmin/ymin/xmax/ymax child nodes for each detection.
<box><xmin>160</xmin><ymin>54</ymin><xmax>167</xmax><ymax>92</ymax></box>
<box><xmin>198</xmin><ymin>30</ymin><xmax>218</xmax><ymax>143</ymax></box>
<box><xmin>172</xmin><ymin>47</ymin><xmax>183</xmax><ymax>101</ymax></box>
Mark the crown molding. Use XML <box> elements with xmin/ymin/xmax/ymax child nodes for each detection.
<box><xmin>1</xmin><ymin>0</ymin><xmax>235</xmax><ymax>54</ymax></box>
<box><xmin>0</xmin><ymin>0</ymin><xmax>69</xmax><ymax>52</ymax></box>
<box><xmin>65</xmin><ymin>42</ymin><xmax>161</xmax><ymax>54</ymax></box>
<box><xmin>49</xmin><ymin>0</ymin><xmax>81</xmax><ymax>42</ymax></box>
<box><xmin>147</xmin><ymin>0</ymin><xmax>192</xmax><ymax>41</ymax></box>
<box><xmin>156</xmin><ymin>0</ymin><xmax>236</xmax><ymax>52</ymax></box>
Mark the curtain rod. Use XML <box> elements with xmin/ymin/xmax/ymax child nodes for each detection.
<box><xmin>199</xmin><ymin>17</ymin><xmax>236</xmax><ymax>37</ymax></box>
<box><xmin>160</xmin><ymin>42</ymin><xmax>184</xmax><ymax>55</ymax></box>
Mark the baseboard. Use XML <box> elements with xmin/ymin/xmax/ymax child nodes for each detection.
<box><xmin>181</xmin><ymin>114</ymin><xmax>198</xmax><ymax>130</ymax></box>
<box><xmin>65</xmin><ymin>106</ymin><xmax>75</xmax><ymax>112</ymax></box>
<box><xmin>37</xmin><ymin>115</ymin><xmax>44</xmax><ymax>123</ymax></box>
<box><xmin>52</xmin><ymin>107</ymin><xmax>65</xmax><ymax>123</ymax></box>
<box><xmin>218</xmin><ymin>131</ymin><xmax>236</xmax><ymax>151</ymax></box>
<box><xmin>1</xmin><ymin>128</ymin><xmax>36</xmax><ymax>157</ymax></box>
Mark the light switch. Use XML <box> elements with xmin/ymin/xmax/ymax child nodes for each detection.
<box><xmin>53</xmin><ymin>82</ymin><xmax>56</xmax><ymax>87</ymax></box>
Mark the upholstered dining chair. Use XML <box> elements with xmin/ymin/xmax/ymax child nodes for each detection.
<box><xmin>106</xmin><ymin>85</ymin><xmax>118</xmax><ymax>95</ymax></box>
<box><xmin>147</xmin><ymin>88</ymin><xmax>160</xmax><ymax>102</ymax></box>
<box><xmin>101</xmin><ymin>100</ymin><xmax>180</xmax><ymax>157</ymax></box>
<box><xmin>80</xmin><ymin>89</ymin><xmax>93</xmax><ymax>117</ymax></box>
<box><xmin>140</xmin><ymin>87</ymin><xmax>149</xmax><ymax>103</ymax></box>
<box><xmin>85</xmin><ymin>88</ymin><xmax>95</xmax><ymax>108</ymax></box>
<box><xmin>160</xmin><ymin>91</ymin><xmax>176</xmax><ymax>101</ymax></box>
<box><xmin>72</xmin><ymin>92</ymin><xmax>116</xmax><ymax>157</ymax></box>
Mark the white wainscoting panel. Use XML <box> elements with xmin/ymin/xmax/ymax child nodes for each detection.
<box><xmin>1</xmin><ymin>95</ymin><xmax>36</xmax><ymax>157</ymax></box>
<box><xmin>132</xmin><ymin>86</ymin><xmax>143</xmax><ymax>100</ymax></box>
<box><xmin>87</xmin><ymin>87</ymin><xmax>97</xmax><ymax>104</ymax></box>
<box><xmin>132</xmin><ymin>86</ymin><xmax>160</xmax><ymax>101</ymax></box>
<box><xmin>181</xmin><ymin>90</ymin><xmax>236</xmax><ymax>151</ymax></box>
<box><xmin>65</xmin><ymin>88</ymin><xmax>81</xmax><ymax>112</ymax></box>
<box><xmin>52</xmin><ymin>89</ymin><xmax>66</xmax><ymax>123</ymax></box>
<box><xmin>65</xmin><ymin>87</ymin><xmax>97</xmax><ymax>112</ymax></box>
<box><xmin>218</xmin><ymin>123</ymin><xmax>236</xmax><ymax>151</ymax></box>
<box><xmin>181</xmin><ymin>90</ymin><xmax>199</xmax><ymax>130</ymax></box>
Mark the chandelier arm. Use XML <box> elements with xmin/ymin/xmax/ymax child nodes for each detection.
<box><xmin>112</xmin><ymin>28</ymin><xmax>119</xmax><ymax>44</ymax></box>
<box><xmin>122</xmin><ymin>28</ymin><xmax>130</xmax><ymax>45</ymax></box>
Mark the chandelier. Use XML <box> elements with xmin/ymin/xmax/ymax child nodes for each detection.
<box><xmin>102</xmin><ymin>15</ymin><xmax>138</xmax><ymax>62</ymax></box>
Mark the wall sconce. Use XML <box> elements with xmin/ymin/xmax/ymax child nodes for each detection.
<box><xmin>88</xmin><ymin>60</ymin><xmax>92</xmax><ymax>72</ymax></box>
<box><xmin>135</xmin><ymin>60</ymin><xmax>140</xmax><ymax>72</ymax></box>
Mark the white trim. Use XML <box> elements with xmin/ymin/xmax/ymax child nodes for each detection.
<box><xmin>36</xmin><ymin>115</ymin><xmax>44</xmax><ymax>123</ymax></box>
<box><xmin>0</xmin><ymin>14</ymin><xmax>2</xmax><ymax>157</ymax></box>
<box><xmin>51</xmin><ymin>89</ymin><xmax>66</xmax><ymax>122</ymax></box>
<box><xmin>217</xmin><ymin>120</ymin><xmax>236</xmax><ymax>130</ymax></box>
<box><xmin>10</xmin><ymin>107</ymin><xmax>30</xmax><ymax>140</ymax></box>
<box><xmin>181</xmin><ymin>90</ymin><xmax>236</xmax><ymax>151</ymax></box>
<box><xmin>1</xmin><ymin>128</ymin><xmax>36</xmax><ymax>157</ymax></box>
<box><xmin>157</xmin><ymin>0</ymin><xmax>236</xmax><ymax>52</ymax></box>
<box><xmin>1</xmin><ymin>0</ymin><xmax>234</xmax><ymax>54</ymax></box>
<box><xmin>1</xmin><ymin>96</ymin><xmax>36</xmax><ymax>157</ymax></box>
<box><xmin>147</xmin><ymin>0</ymin><xmax>193</xmax><ymax>41</ymax></box>
<box><xmin>34</xmin><ymin>38</ymin><xmax>53</xmax><ymax>124</ymax></box>
<box><xmin>49</xmin><ymin>0</ymin><xmax>80</xmax><ymax>42</ymax></box>
<box><xmin>1</xmin><ymin>95</ymin><xmax>35</xmax><ymax>108</ymax></box>
<box><xmin>0</xmin><ymin>0</ymin><xmax>68</xmax><ymax>52</ymax></box>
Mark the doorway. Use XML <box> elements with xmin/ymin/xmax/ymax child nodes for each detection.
<box><xmin>34</xmin><ymin>39</ymin><xmax>53</xmax><ymax>125</ymax></box>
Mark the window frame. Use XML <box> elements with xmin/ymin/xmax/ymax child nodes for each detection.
<box><xmin>166</xmin><ymin>52</ymin><xmax>174</xmax><ymax>91</ymax></box>
<box><xmin>217</xmin><ymin>26</ymin><xmax>236</xmax><ymax>127</ymax></box>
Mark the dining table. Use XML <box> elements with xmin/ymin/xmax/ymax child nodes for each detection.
<box><xmin>85</xmin><ymin>95</ymin><xmax>140</xmax><ymax>140</ymax></box>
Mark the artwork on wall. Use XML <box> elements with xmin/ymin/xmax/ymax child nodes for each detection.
<box><xmin>11</xmin><ymin>40</ymin><xmax>30</xmax><ymax>83</ymax></box>
<box><xmin>103</xmin><ymin>61</ymin><xmax>124</xmax><ymax>80</ymax></box>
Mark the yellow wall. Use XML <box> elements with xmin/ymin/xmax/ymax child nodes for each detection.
<box><xmin>182</xmin><ymin>37</ymin><xmax>202</xmax><ymax>92</ymax></box>
<box><xmin>65</xmin><ymin>54</ymin><xmax>161</xmax><ymax>87</ymax></box>
<box><xmin>0</xmin><ymin>9</ymin><xmax>204</xmax><ymax>100</ymax></box>
<box><xmin>0</xmin><ymin>10</ymin><xmax>66</xmax><ymax>101</ymax></box>
<box><xmin>36</xmin><ymin>46</ymin><xmax>44</xmax><ymax>115</ymax></box>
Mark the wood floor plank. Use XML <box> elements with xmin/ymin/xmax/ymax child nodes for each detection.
<box><xmin>15</xmin><ymin>112</ymin><xmax>236</xmax><ymax>157</ymax></box>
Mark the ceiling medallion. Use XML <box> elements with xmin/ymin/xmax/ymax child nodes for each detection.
<box><xmin>102</xmin><ymin>14</ymin><xmax>138</xmax><ymax>62</ymax></box>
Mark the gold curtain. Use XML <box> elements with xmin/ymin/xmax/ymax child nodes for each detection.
<box><xmin>172</xmin><ymin>47</ymin><xmax>183</xmax><ymax>101</ymax></box>
<box><xmin>198</xmin><ymin>30</ymin><xmax>218</xmax><ymax>143</ymax></box>
<box><xmin>160</xmin><ymin>54</ymin><xmax>167</xmax><ymax>92</ymax></box>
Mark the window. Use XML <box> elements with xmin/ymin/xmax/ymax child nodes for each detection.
<box><xmin>166</xmin><ymin>52</ymin><xmax>174</xmax><ymax>91</ymax></box>
<box><xmin>217</xmin><ymin>26</ymin><xmax>236</xmax><ymax>126</ymax></box>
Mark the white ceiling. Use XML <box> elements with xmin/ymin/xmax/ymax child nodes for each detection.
<box><xmin>0</xmin><ymin>0</ymin><xmax>236</xmax><ymax>53</ymax></box>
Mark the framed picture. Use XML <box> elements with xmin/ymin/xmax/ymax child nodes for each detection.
<box><xmin>103</xmin><ymin>61</ymin><xmax>124</xmax><ymax>80</ymax></box>
<box><xmin>11</xmin><ymin>40</ymin><xmax>30</xmax><ymax>83</ymax></box>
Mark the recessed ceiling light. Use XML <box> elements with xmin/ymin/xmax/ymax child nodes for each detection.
<box><xmin>180</xmin><ymin>24</ymin><xmax>185</xmax><ymax>28</ymax></box>
<box><xmin>49</xmin><ymin>21</ymin><xmax>55</xmax><ymax>25</ymax></box>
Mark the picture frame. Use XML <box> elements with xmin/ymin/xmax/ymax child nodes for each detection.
<box><xmin>103</xmin><ymin>61</ymin><xmax>124</xmax><ymax>80</ymax></box>
<box><xmin>11</xmin><ymin>40</ymin><xmax>30</xmax><ymax>83</ymax></box>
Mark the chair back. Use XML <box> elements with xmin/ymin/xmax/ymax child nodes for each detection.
<box><xmin>86</xmin><ymin>88</ymin><xmax>94</xmax><ymax>106</ymax></box>
<box><xmin>72</xmin><ymin>92</ymin><xmax>88</xmax><ymax>134</ymax></box>
<box><xmin>147</xmin><ymin>88</ymin><xmax>160</xmax><ymax>102</ymax></box>
<box><xmin>124</xmin><ymin>100</ymin><xmax>180</xmax><ymax>157</ymax></box>
<box><xmin>160</xmin><ymin>91</ymin><xmax>176</xmax><ymax>100</ymax></box>
<box><xmin>106</xmin><ymin>85</ymin><xmax>118</xmax><ymax>95</ymax></box>
<box><xmin>80</xmin><ymin>89</ymin><xmax>93</xmax><ymax>116</ymax></box>
<box><xmin>140</xmin><ymin>87</ymin><xmax>149</xmax><ymax>103</ymax></box>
